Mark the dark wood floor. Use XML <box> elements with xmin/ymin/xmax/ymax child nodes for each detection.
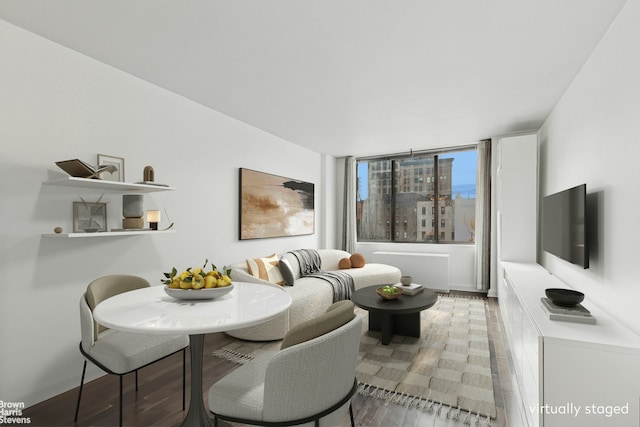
<box><xmin>23</xmin><ymin>294</ymin><xmax>522</xmax><ymax>427</ymax></box>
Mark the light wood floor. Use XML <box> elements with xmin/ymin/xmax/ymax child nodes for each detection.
<box><xmin>23</xmin><ymin>294</ymin><xmax>524</xmax><ymax>427</ymax></box>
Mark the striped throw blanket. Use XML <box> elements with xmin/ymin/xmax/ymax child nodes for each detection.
<box><xmin>288</xmin><ymin>249</ymin><xmax>355</xmax><ymax>302</ymax></box>
<box><xmin>289</xmin><ymin>249</ymin><xmax>321</xmax><ymax>275</ymax></box>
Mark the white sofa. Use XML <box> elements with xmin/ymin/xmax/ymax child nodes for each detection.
<box><xmin>227</xmin><ymin>249</ymin><xmax>401</xmax><ymax>341</ymax></box>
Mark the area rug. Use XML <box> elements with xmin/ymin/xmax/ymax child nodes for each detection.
<box><xmin>213</xmin><ymin>294</ymin><xmax>496</xmax><ymax>423</ymax></box>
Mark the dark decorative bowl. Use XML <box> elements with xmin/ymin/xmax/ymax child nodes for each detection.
<box><xmin>545</xmin><ymin>288</ymin><xmax>584</xmax><ymax>307</ymax></box>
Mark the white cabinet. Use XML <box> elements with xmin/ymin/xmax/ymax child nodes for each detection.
<box><xmin>495</xmin><ymin>133</ymin><xmax>540</xmax><ymax>425</ymax></box>
<box><xmin>496</xmin><ymin>133</ymin><xmax>640</xmax><ymax>426</ymax></box>
<box><xmin>42</xmin><ymin>176</ymin><xmax>175</xmax><ymax>238</ymax></box>
<box><xmin>501</xmin><ymin>262</ymin><xmax>640</xmax><ymax>427</ymax></box>
<box><xmin>496</xmin><ymin>133</ymin><xmax>537</xmax><ymax>263</ymax></box>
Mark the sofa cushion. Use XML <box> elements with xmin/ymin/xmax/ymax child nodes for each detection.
<box><xmin>280</xmin><ymin>300</ymin><xmax>355</xmax><ymax>350</ymax></box>
<box><xmin>338</xmin><ymin>258</ymin><xmax>352</xmax><ymax>269</ymax></box>
<box><xmin>246</xmin><ymin>254</ymin><xmax>284</xmax><ymax>285</ymax></box>
<box><xmin>280</xmin><ymin>252</ymin><xmax>302</xmax><ymax>280</ymax></box>
<box><xmin>350</xmin><ymin>253</ymin><xmax>366</xmax><ymax>268</ymax></box>
<box><xmin>278</xmin><ymin>257</ymin><xmax>295</xmax><ymax>286</ymax></box>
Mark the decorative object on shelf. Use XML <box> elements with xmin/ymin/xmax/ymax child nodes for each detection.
<box><xmin>55</xmin><ymin>159</ymin><xmax>117</xmax><ymax>179</ymax></box>
<box><xmin>400</xmin><ymin>275</ymin><xmax>412</xmax><ymax>286</ymax></box>
<box><xmin>54</xmin><ymin>226</ymin><xmax>63</xmax><ymax>234</ymax></box>
<box><xmin>162</xmin><ymin>208</ymin><xmax>175</xmax><ymax>231</ymax></box>
<box><xmin>122</xmin><ymin>194</ymin><xmax>144</xmax><ymax>229</ymax></box>
<box><xmin>73</xmin><ymin>194</ymin><xmax>108</xmax><ymax>233</ymax></box>
<box><xmin>147</xmin><ymin>210</ymin><xmax>161</xmax><ymax>230</ymax></box>
<box><xmin>42</xmin><ymin>173</ymin><xmax>176</xmax><ymax>238</ymax></box>
<box><xmin>545</xmin><ymin>288</ymin><xmax>584</xmax><ymax>307</ymax></box>
<box><xmin>96</xmin><ymin>154</ymin><xmax>125</xmax><ymax>182</ymax></box>
<box><xmin>143</xmin><ymin>165</ymin><xmax>155</xmax><ymax>182</ymax></box>
<box><xmin>239</xmin><ymin>168</ymin><xmax>314</xmax><ymax>240</ymax></box>
<box><xmin>376</xmin><ymin>285</ymin><xmax>402</xmax><ymax>300</ymax></box>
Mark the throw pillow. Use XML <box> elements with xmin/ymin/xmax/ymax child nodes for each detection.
<box><xmin>350</xmin><ymin>253</ymin><xmax>366</xmax><ymax>268</ymax></box>
<box><xmin>280</xmin><ymin>300</ymin><xmax>355</xmax><ymax>350</ymax></box>
<box><xmin>278</xmin><ymin>257</ymin><xmax>295</xmax><ymax>286</ymax></box>
<box><xmin>338</xmin><ymin>257</ymin><xmax>352</xmax><ymax>269</ymax></box>
<box><xmin>246</xmin><ymin>254</ymin><xmax>284</xmax><ymax>285</ymax></box>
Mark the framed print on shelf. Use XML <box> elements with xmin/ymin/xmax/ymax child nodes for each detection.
<box><xmin>73</xmin><ymin>202</ymin><xmax>108</xmax><ymax>233</ymax></box>
<box><xmin>97</xmin><ymin>154</ymin><xmax>125</xmax><ymax>182</ymax></box>
<box><xmin>239</xmin><ymin>168</ymin><xmax>315</xmax><ymax>240</ymax></box>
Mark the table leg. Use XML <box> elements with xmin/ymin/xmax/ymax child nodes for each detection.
<box><xmin>181</xmin><ymin>334</ymin><xmax>213</xmax><ymax>427</ymax></box>
<box><xmin>380</xmin><ymin>313</ymin><xmax>394</xmax><ymax>345</ymax></box>
<box><xmin>394</xmin><ymin>312</ymin><xmax>421</xmax><ymax>338</ymax></box>
<box><xmin>369</xmin><ymin>311</ymin><xmax>394</xmax><ymax>345</ymax></box>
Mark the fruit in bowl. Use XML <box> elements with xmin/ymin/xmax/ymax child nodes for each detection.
<box><xmin>376</xmin><ymin>285</ymin><xmax>402</xmax><ymax>300</ymax></box>
<box><xmin>162</xmin><ymin>259</ymin><xmax>232</xmax><ymax>290</ymax></box>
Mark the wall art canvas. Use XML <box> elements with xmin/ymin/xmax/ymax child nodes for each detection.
<box><xmin>239</xmin><ymin>168</ymin><xmax>314</xmax><ymax>240</ymax></box>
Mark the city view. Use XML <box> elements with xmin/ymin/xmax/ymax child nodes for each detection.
<box><xmin>356</xmin><ymin>150</ymin><xmax>477</xmax><ymax>243</ymax></box>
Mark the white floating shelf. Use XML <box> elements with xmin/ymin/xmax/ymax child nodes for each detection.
<box><xmin>43</xmin><ymin>176</ymin><xmax>175</xmax><ymax>192</ymax></box>
<box><xmin>42</xmin><ymin>230</ymin><xmax>176</xmax><ymax>238</ymax></box>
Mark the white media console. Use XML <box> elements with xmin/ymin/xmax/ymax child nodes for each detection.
<box><xmin>499</xmin><ymin>261</ymin><xmax>640</xmax><ymax>427</ymax></box>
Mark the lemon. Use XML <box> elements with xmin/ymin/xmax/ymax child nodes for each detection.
<box><xmin>169</xmin><ymin>278</ymin><xmax>181</xmax><ymax>289</ymax></box>
<box><xmin>217</xmin><ymin>275</ymin><xmax>232</xmax><ymax>287</ymax></box>
<box><xmin>192</xmin><ymin>275</ymin><xmax>205</xmax><ymax>289</ymax></box>
<box><xmin>207</xmin><ymin>270</ymin><xmax>220</xmax><ymax>279</ymax></box>
<box><xmin>192</xmin><ymin>267</ymin><xmax>203</xmax><ymax>276</ymax></box>
<box><xmin>179</xmin><ymin>271</ymin><xmax>190</xmax><ymax>280</ymax></box>
<box><xmin>204</xmin><ymin>275</ymin><xmax>217</xmax><ymax>288</ymax></box>
<box><xmin>180</xmin><ymin>280</ymin><xmax>192</xmax><ymax>289</ymax></box>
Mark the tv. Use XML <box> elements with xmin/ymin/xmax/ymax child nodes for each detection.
<box><xmin>542</xmin><ymin>184</ymin><xmax>589</xmax><ymax>269</ymax></box>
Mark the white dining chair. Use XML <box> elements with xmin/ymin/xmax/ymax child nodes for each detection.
<box><xmin>209</xmin><ymin>300</ymin><xmax>362</xmax><ymax>426</ymax></box>
<box><xmin>74</xmin><ymin>275</ymin><xmax>189</xmax><ymax>426</ymax></box>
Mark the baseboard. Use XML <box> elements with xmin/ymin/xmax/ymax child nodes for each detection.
<box><xmin>450</xmin><ymin>283</ymin><xmax>487</xmax><ymax>293</ymax></box>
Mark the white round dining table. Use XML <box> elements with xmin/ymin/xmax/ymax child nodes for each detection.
<box><xmin>93</xmin><ymin>282</ymin><xmax>292</xmax><ymax>427</ymax></box>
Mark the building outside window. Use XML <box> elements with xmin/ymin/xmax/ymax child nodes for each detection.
<box><xmin>356</xmin><ymin>147</ymin><xmax>477</xmax><ymax>243</ymax></box>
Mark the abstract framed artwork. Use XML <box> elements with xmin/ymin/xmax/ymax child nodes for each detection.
<box><xmin>97</xmin><ymin>154</ymin><xmax>125</xmax><ymax>182</ymax></box>
<box><xmin>73</xmin><ymin>201</ymin><xmax>108</xmax><ymax>233</ymax></box>
<box><xmin>239</xmin><ymin>168</ymin><xmax>314</xmax><ymax>240</ymax></box>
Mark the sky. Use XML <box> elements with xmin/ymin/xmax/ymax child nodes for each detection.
<box><xmin>357</xmin><ymin>150</ymin><xmax>478</xmax><ymax>200</ymax></box>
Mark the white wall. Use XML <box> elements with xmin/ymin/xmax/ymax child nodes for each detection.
<box><xmin>538</xmin><ymin>0</ymin><xmax>640</xmax><ymax>335</ymax></box>
<box><xmin>0</xmin><ymin>20</ymin><xmax>334</xmax><ymax>406</ymax></box>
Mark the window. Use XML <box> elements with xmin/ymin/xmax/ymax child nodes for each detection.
<box><xmin>356</xmin><ymin>146</ymin><xmax>477</xmax><ymax>243</ymax></box>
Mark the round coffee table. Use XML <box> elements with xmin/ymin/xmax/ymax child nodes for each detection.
<box><xmin>351</xmin><ymin>285</ymin><xmax>438</xmax><ymax>345</ymax></box>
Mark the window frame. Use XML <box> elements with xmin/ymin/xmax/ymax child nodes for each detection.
<box><xmin>356</xmin><ymin>144</ymin><xmax>477</xmax><ymax>244</ymax></box>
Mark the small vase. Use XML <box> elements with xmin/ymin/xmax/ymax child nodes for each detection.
<box><xmin>122</xmin><ymin>194</ymin><xmax>144</xmax><ymax>218</ymax></box>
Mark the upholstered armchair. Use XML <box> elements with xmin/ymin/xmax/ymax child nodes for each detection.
<box><xmin>209</xmin><ymin>300</ymin><xmax>362</xmax><ymax>426</ymax></box>
<box><xmin>74</xmin><ymin>275</ymin><xmax>189</xmax><ymax>426</ymax></box>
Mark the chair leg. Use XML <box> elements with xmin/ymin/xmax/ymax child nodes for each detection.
<box><xmin>119</xmin><ymin>375</ymin><xmax>123</xmax><ymax>427</ymax></box>
<box><xmin>349</xmin><ymin>403</ymin><xmax>355</xmax><ymax>427</ymax></box>
<box><xmin>135</xmin><ymin>369</ymin><xmax>139</xmax><ymax>391</ymax></box>
<box><xmin>182</xmin><ymin>348</ymin><xmax>186</xmax><ymax>410</ymax></box>
<box><xmin>73</xmin><ymin>360</ymin><xmax>87</xmax><ymax>422</ymax></box>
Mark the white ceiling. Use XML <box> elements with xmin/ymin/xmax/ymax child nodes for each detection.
<box><xmin>0</xmin><ymin>0</ymin><xmax>627</xmax><ymax>157</ymax></box>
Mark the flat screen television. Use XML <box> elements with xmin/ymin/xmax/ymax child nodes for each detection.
<box><xmin>542</xmin><ymin>184</ymin><xmax>589</xmax><ymax>269</ymax></box>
